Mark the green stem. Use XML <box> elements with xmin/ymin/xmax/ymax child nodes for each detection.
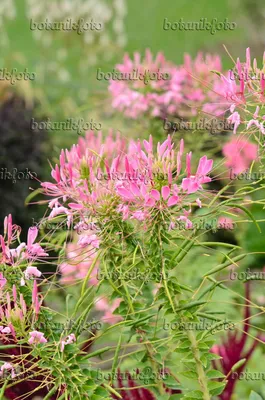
<box><xmin>186</xmin><ymin>329</ymin><xmax>211</xmax><ymax>400</ymax></box>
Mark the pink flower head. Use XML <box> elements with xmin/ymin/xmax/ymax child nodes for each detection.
<box><xmin>0</xmin><ymin>326</ymin><xmax>11</xmax><ymax>334</ymax></box>
<box><xmin>78</xmin><ymin>233</ymin><xmax>100</xmax><ymax>249</ymax></box>
<box><xmin>24</xmin><ymin>266</ymin><xmax>42</xmax><ymax>280</ymax></box>
<box><xmin>0</xmin><ymin>362</ymin><xmax>16</xmax><ymax>378</ymax></box>
<box><xmin>60</xmin><ymin>333</ymin><xmax>76</xmax><ymax>352</ymax></box>
<box><xmin>182</xmin><ymin>155</ymin><xmax>213</xmax><ymax>194</ymax></box>
<box><xmin>223</xmin><ymin>138</ymin><xmax>258</xmax><ymax>175</ymax></box>
<box><xmin>25</xmin><ymin>227</ymin><xmax>49</xmax><ymax>259</ymax></box>
<box><xmin>28</xmin><ymin>330</ymin><xmax>47</xmax><ymax>345</ymax></box>
<box><xmin>218</xmin><ymin>217</ymin><xmax>235</xmax><ymax>230</ymax></box>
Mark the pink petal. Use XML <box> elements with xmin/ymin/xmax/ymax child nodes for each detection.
<box><xmin>161</xmin><ymin>186</ymin><xmax>170</xmax><ymax>200</ymax></box>
<box><xmin>150</xmin><ymin>189</ymin><xmax>160</xmax><ymax>201</ymax></box>
<box><xmin>68</xmin><ymin>203</ymin><xmax>84</xmax><ymax>210</ymax></box>
<box><xmin>27</xmin><ymin>227</ymin><xmax>38</xmax><ymax>247</ymax></box>
<box><xmin>117</xmin><ymin>187</ymin><xmax>134</xmax><ymax>200</ymax></box>
<box><xmin>167</xmin><ymin>195</ymin><xmax>179</xmax><ymax>207</ymax></box>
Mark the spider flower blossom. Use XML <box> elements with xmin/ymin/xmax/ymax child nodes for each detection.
<box><xmin>220</xmin><ymin>48</ymin><xmax>265</xmax><ymax>139</ymax></box>
<box><xmin>109</xmin><ymin>49</ymin><xmax>177</xmax><ymax>119</ymax></box>
<box><xmin>223</xmin><ymin>137</ymin><xmax>258</xmax><ymax>175</ymax></box>
<box><xmin>0</xmin><ymin>215</ymin><xmax>48</xmax><ymax>264</ymax></box>
<box><xmin>109</xmin><ymin>50</ymin><xmax>226</xmax><ymax>119</ymax></box>
<box><xmin>41</xmin><ymin>130</ymin><xmax>128</xmax><ymax>222</ymax></box>
<box><xmin>60</xmin><ymin>333</ymin><xmax>76</xmax><ymax>352</ymax></box>
<box><xmin>28</xmin><ymin>330</ymin><xmax>47</xmax><ymax>345</ymax></box>
<box><xmin>0</xmin><ymin>282</ymin><xmax>42</xmax><ymax>338</ymax></box>
<box><xmin>0</xmin><ymin>273</ymin><xmax>7</xmax><ymax>289</ymax></box>
<box><xmin>116</xmin><ymin>136</ymin><xmax>213</xmax><ymax>220</ymax></box>
<box><xmin>0</xmin><ymin>362</ymin><xmax>17</xmax><ymax>379</ymax></box>
<box><xmin>42</xmin><ymin>134</ymin><xmax>213</xmax><ymax>230</ymax></box>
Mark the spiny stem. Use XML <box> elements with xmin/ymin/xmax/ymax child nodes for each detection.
<box><xmin>158</xmin><ymin>225</ymin><xmax>177</xmax><ymax>312</ymax></box>
<box><xmin>186</xmin><ymin>329</ymin><xmax>211</xmax><ymax>400</ymax></box>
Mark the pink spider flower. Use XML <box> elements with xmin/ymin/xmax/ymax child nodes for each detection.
<box><xmin>0</xmin><ymin>362</ymin><xmax>17</xmax><ymax>379</ymax></box>
<box><xmin>227</xmin><ymin>112</ymin><xmax>241</xmax><ymax>134</ymax></box>
<box><xmin>77</xmin><ymin>233</ymin><xmax>100</xmax><ymax>249</ymax></box>
<box><xmin>223</xmin><ymin>138</ymin><xmax>258</xmax><ymax>175</ymax></box>
<box><xmin>109</xmin><ymin>50</ymin><xmax>225</xmax><ymax>119</ymax></box>
<box><xmin>0</xmin><ymin>288</ymin><xmax>27</xmax><ymax>335</ymax></box>
<box><xmin>28</xmin><ymin>330</ymin><xmax>47</xmax><ymax>345</ymax></box>
<box><xmin>219</xmin><ymin>48</ymin><xmax>265</xmax><ymax>145</ymax></box>
<box><xmin>181</xmin><ymin>155</ymin><xmax>213</xmax><ymax>194</ymax></box>
<box><xmin>24</xmin><ymin>266</ymin><xmax>42</xmax><ymax>280</ymax></box>
<box><xmin>109</xmin><ymin>49</ymin><xmax>176</xmax><ymax>119</ymax></box>
<box><xmin>41</xmin><ymin>131</ymin><xmax>127</xmax><ymax>225</ymax></box>
<box><xmin>60</xmin><ymin>333</ymin><xmax>76</xmax><ymax>352</ymax></box>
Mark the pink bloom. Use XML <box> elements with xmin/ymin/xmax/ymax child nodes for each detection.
<box><xmin>218</xmin><ymin>217</ymin><xmax>235</xmax><ymax>230</ymax></box>
<box><xmin>60</xmin><ymin>333</ymin><xmax>76</xmax><ymax>352</ymax></box>
<box><xmin>78</xmin><ymin>234</ymin><xmax>100</xmax><ymax>249</ymax></box>
<box><xmin>24</xmin><ymin>266</ymin><xmax>42</xmax><ymax>280</ymax></box>
<box><xmin>196</xmin><ymin>198</ymin><xmax>202</xmax><ymax>208</ymax></box>
<box><xmin>0</xmin><ymin>362</ymin><xmax>16</xmax><ymax>378</ymax></box>
<box><xmin>28</xmin><ymin>330</ymin><xmax>47</xmax><ymax>345</ymax></box>
<box><xmin>182</xmin><ymin>155</ymin><xmax>213</xmax><ymax>194</ymax></box>
<box><xmin>32</xmin><ymin>280</ymin><xmax>42</xmax><ymax>317</ymax></box>
<box><xmin>227</xmin><ymin>112</ymin><xmax>241</xmax><ymax>134</ymax></box>
<box><xmin>177</xmin><ymin>215</ymin><xmax>193</xmax><ymax>229</ymax></box>
<box><xmin>24</xmin><ymin>227</ymin><xmax>49</xmax><ymax>259</ymax></box>
<box><xmin>0</xmin><ymin>326</ymin><xmax>11</xmax><ymax>334</ymax></box>
<box><xmin>223</xmin><ymin>138</ymin><xmax>258</xmax><ymax>175</ymax></box>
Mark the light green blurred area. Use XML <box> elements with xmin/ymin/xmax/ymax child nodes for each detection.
<box><xmin>6</xmin><ymin>0</ymin><xmax>257</xmax><ymax>66</ymax></box>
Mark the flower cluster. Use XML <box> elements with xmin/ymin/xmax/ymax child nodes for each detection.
<box><xmin>41</xmin><ymin>132</ymin><xmax>213</xmax><ymax>242</ymax></box>
<box><xmin>109</xmin><ymin>50</ymin><xmax>228</xmax><ymax>120</ymax></box>
<box><xmin>221</xmin><ymin>48</ymin><xmax>265</xmax><ymax>139</ymax></box>
<box><xmin>223</xmin><ymin>137</ymin><xmax>258</xmax><ymax>175</ymax></box>
<box><xmin>0</xmin><ymin>215</ymin><xmax>49</xmax><ymax>342</ymax></box>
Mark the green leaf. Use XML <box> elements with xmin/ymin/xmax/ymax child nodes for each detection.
<box><xmin>180</xmin><ymin>370</ymin><xmax>198</xmax><ymax>379</ymax></box>
<box><xmin>184</xmin><ymin>390</ymin><xmax>203</xmax><ymax>399</ymax></box>
<box><xmin>203</xmin><ymin>254</ymin><xmax>247</xmax><ymax>277</ymax></box>
<box><xmin>83</xmin><ymin>346</ymin><xmax>112</xmax><ymax>359</ymax></box>
<box><xmin>204</xmin><ymin>352</ymin><xmax>222</xmax><ymax>361</ymax></box>
<box><xmin>176</xmin><ymin>301</ymin><xmax>206</xmax><ymax>312</ymax></box>
<box><xmin>163</xmin><ymin>375</ymin><xmax>182</xmax><ymax>389</ymax></box>
<box><xmin>110</xmin><ymin>334</ymin><xmax>122</xmax><ymax>384</ymax></box>
<box><xmin>208</xmin><ymin>381</ymin><xmax>226</xmax><ymax>396</ymax></box>
<box><xmin>249</xmin><ymin>391</ymin><xmax>264</xmax><ymax>400</ymax></box>
<box><xmin>206</xmin><ymin>369</ymin><xmax>226</xmax><ymax>379</ymax></box>
<box><xmin>0</xmin><ymin>379</ymin><xmax>8</xmax><ymax>398</ymax></box>
<box><xmin>227</xmin><ymin>203</ymin><xmax>261</xmax><ymax>233</ymax></box>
